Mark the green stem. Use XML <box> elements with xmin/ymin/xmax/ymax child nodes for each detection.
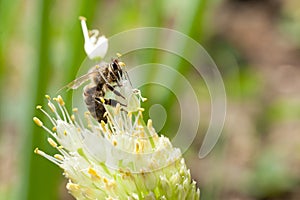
<box><xmin>20</xmin><ymin>1</ymin><xmax>61</xmax><ymax>200</ymax></box>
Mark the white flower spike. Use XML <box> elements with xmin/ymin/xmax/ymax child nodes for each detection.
<box><xmin>79</xmin><ymin>16</ymin><xmax>108</xmax><ymax>60</ymax></box>
<box><xmin>34</xmin><ymin>93</ymin><xmax>200</xmax><ymax>199</ymax></box>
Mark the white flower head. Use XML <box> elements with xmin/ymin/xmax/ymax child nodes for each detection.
<box><xmin>79</xmin><ymin>16</ymin><xmax>108</xmax><ymax>60</ymax></box>
<box><xmin>34</xmin><ymin>86</ymin><xmax>200</xmax><ymax>199</ymax></box>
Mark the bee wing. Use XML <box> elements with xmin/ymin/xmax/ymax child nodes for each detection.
<box><xmin>67</xmin><ymin>73</ymin><xmax>93</xmax><ymax>89</ymax></box>
<box><xmin>57</xmin><ymin>71</ymin><xmax>99</xmax><ymax>93</ymax></box>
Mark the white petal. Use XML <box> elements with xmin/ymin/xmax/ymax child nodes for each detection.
<box><xmin>80</xmin><ymin>17</ymin><xmax>108</xmax><ymax>60</ymax></box>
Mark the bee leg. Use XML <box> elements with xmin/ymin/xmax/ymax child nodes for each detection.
<box><xmin>105</xmin><ymin>83</ymin><xmax>125</xmax><ymax>99</ymax></box>
<box><xmin>95</xmin><ymin>97</ymin><xmax>126</xmax><ymax>107</ymax></box>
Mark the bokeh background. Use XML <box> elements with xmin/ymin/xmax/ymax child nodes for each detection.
<box><xmin>1</xmin><ymin>0</ymin><xmax>300</xmax><ymax>199</ymax></box>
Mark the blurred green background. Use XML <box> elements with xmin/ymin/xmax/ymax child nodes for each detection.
<box><xmin>1</xmin><ymin>0</ymin><xmax>300</xmax><ymax>199</ymax></box>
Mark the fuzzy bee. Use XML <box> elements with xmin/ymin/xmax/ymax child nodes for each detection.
<box><xmin>66</xmin><ymin>58</ymin><xmax>131</xmax><ymax>123</ymax></box>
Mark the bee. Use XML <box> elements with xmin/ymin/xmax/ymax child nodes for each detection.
<box><xmin>66</xmin><ymin>58</ymin><xmax>129</xmax><ymax>123</ymax></box>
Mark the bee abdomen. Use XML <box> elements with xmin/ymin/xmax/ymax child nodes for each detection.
<box><xmin>86</xmin><ymin>102</ymin><xmax>107</xmax><ymax>123</ymax></box>
<box><xmin>83</xmin><ymin>84</ymin><xmax>107</xmax><ymax>123</ymax></box>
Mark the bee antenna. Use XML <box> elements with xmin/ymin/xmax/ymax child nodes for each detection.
<box><xmin>125</xmin><ymin>71</ymin><xmax>133</xmax><ymax>87</ymax></box>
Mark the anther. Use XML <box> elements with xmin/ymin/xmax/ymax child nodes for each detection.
<box><xmin>47</xmin><ymin>138</ymin><xmax>58</xmax><ymax>148</ymax></box>
<box><xmin>138</xmin><ymin>108</ymin><xmax>145</xmax><ymax>112</ymax></box>
<box><xmin>66</xmin><ymin>182</ymin><xmax>80</xmax><ymax>191</ymax></box>
<box><xmin>34</xmin><ymin>147</ymin><xmax>44</xmax><ymax>155</ymax></box>
<box><xmin>141</xmin><ymin>97</ymin><xmax>147</xmax><ymax>102</ymax></box>
<box><xmin>45</xmin><ymin>95</ymin><xmax>51</xmax><ymax>100</ymax></box>
<box><xmin>78</xmin><ymin>16</ymin><xmax>86</xmax><ymax>21</ymax></box>
<box><xmin>48</xmin><ymin>102</ymin><xmax>56</xmax><ymax>113</ymax></box>
<box><xmin>103</xmin><ymin>177</ymin><xmax>109</xmax><ymax>184</ymax></box>
<box><xmin>135</xmin><ymin>141</ymin><xmax>140</xmax><ymax>153</ymax></box>
<box><xmin>147</xmin><ymin>119</ymin><xmax>153</xmax><ymax>129</ymax></box>
<box><xmin>118</xmin><ymin>62</ymin><xmax>126</xmax><ymax>67</ymax></box>
<box><xmin>54</xmin><ymin>154</ymin><xmax>64</xmax><ymax>161</ymax></box>
<box><xmin>88</xmin><ymin>168</ymin><xmax>101</xmax><ymax>180</ymax></box>
<box><xmin>34</xmin><ymin>147</ymin><xmax>39</xmax><ymax>154</ymax></box>
<box><xmin>57</xmin><ymin>95</ymin><xmax>65</xmax><ymax>106</ymax></box>
<box><xmin>33</xmin><ymin>117</ymin><xmax>43</xmax><ymax>127</ymax></box>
